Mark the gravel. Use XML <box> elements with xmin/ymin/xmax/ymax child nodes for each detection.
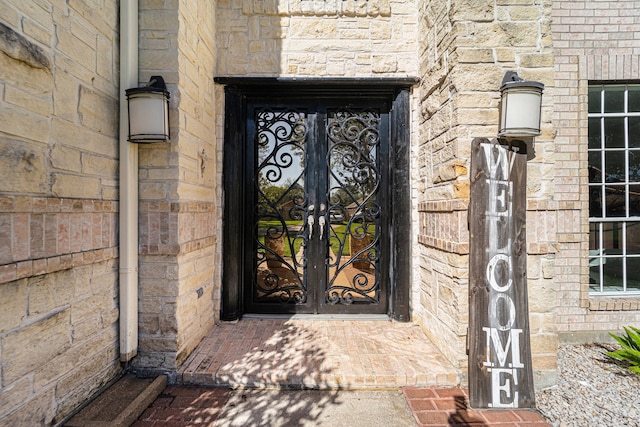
<box><xmin>536</xmin><ymin>343</ymin><xmax>640</xmax><ymax>427</ymax></box>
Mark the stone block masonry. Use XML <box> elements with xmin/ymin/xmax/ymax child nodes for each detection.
<box><xmin>135</xmin><ymin>0</ymin><xmax>219</xmax><ymax>372</ymax></box>
<box><xmin>0</xmin><ymin>0</ymin><xmax>121</xmax><ymax>423</ymax></box>
<box><xmin>0</xmin><ymin>261</ymin><xmax>121</xmax><ymax>425</ymax></box>
<box><xmin>414</xmin><ymin>0</ymin><xmax>558</xmax><ymax>389</ymax></box>
<box><xmin>217</xmin><ymin>0</ymin><xmax>418</xmax><ymax>77</ymax></box>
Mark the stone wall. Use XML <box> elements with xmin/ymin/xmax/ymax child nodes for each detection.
<box><xmin>216</xmin><ymin>0</ymin><xmax>419</xmax><ymax>77</ymax></box>
<box><xmin>0</xmin><ymin>0</ymin><xmax>121</xmax><ymax>423</ymax></box>
<box><xmin>415</xmin><ymin>0</ymin><xmax>558</xmax><ymax>388</ymax></box>
<box><xmin>136</xmin><ymin>0</ymin><xmax>218</xmax><ymax>370</ymax></box>
<box><xmin>551</xmin><ymin>0</ymin><xmax>640</xmax><ymax>343</ymax></box>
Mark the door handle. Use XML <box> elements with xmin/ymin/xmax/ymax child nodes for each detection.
<box><xmin>318</xmin><ymin>216</ymin><xmax>325</xmax><ymax>240</ymax></box>
<box><xmin>308</xmin><ymin>215</ymin><xmax>315</xmax><ymax>238</ymax></box>
<box><xmin>307</xmin><ymin>204</ymin><xmax>315</xmax><ymax>238</ymax></box>
<box><xmin>318</xmin><ymin>203</ymin><xmax>326</xmax><ymax>240</ymax></box>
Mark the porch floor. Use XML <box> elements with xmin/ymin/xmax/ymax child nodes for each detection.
<box><xmin>176</xmin><ymin>319</ymin><xmax>461</xmax><ymax>389</ymax></box>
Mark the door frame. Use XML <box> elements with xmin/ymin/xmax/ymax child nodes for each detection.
<box><xmin>217</xmin><ymin>78</ymin><xmax>416</xmax><ymax>321</ymax></box>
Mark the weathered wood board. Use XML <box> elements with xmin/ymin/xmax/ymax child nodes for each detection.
<box><xmin>468</xmin><ymin>137</ymin><xmax>535</xmax><ymax>409</ymax></box>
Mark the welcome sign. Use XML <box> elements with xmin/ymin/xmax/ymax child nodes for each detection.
<box><xmin>468</xmin><ymin>137</ymin><xmax>535</xmax><ymax>409</ymax></box>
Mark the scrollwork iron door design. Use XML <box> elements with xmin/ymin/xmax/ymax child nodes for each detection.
<box><xmin>246</xmin><ymin>101</ymin><xmax>389</xmax><ymax>315</ymax></box>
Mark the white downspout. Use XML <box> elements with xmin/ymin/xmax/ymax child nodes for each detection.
<box><xmin>119</xmin><ymin>0</ymin><xmax>139</xmax><ymax>362</ymax></box>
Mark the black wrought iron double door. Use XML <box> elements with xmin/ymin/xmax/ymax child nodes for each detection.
<box><xmin>245</xmin><ymin>99</ymin><xmax>390</xmax><ymax>314</ymax></box>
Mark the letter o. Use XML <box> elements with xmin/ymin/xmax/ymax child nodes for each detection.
<box><xmin>489</xmin><ymin>293</ymin><xmax>516</xmax><ymax>331</ymax></box>
<box><xmin>486</xmin><ymin>253</ymin><xmax>512</xmax><ymax>292</ymax></box>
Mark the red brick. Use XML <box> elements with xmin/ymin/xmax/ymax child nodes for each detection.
<box><xmin>0</xmin><ymin>196</ymin><xmax>14</xmax><ymax>212</ymax></box>
<box><xmin>483</xmin><ymin>410</ymin><xmax>521</xmax><ymax>422</ymax></box>
<box><xmin>450</xmin><ymin>409</ymin><xmax>487</xmax><ymax>424</ymax></box>
<box><xmin>415</xmin><ymin>410</ymin><xmax>451</xmax><ymax>425</ymax></box>
<box><xmin>33</xmin><ymin>197</ymin><xmax>47</xmax><ymax>212</ymax></box>
<box><xmin>150</xmin><ymin>396</ymin><xmax>174</xmax><ymax>408</ymax></box>
<box><xmin>0</xmin><ymin>264</ymin><xmax>17</xmax><ymax>283</ymax></box>
<box><xmin>139</xmin><ymin>408</ymin><xmax>157</xmax><ymax>420</ymax></box>
<box><xmin>16</xmin><ymin>260</ymin><xmax>33</xmax><ymax>279</ymax></box>
<box><xmin>434</xmin><ymin>388</ymin><xmax>468</xmax><ymax>398</ymax></box>
<box><xmin>407</xmin><ymin>398</ymin><xmax>437</xmax><ymax>411</ymax></box>
<box><xmin>404</xmin><ymin>387</ymin><xmax>437</xmax><ymax>399</ymax></box>
<box><xmin>58</xmin><ymin>213</ymin><xmax>70</xmax><ymax>254</ymax></box>
<box><xmin>13</xmin><ymin>213</ymin><xmax>30</xmax><ymax>260</ymax></box>
<box><xmin>30</xmin><ymin>214</ymin><xmax>44</xmax><ymax>257</ymax></box>
<box><xmin>47</xmin><ymin>256</ymin><xmax>61</xmax><ymax>273</ymax></box>
<box><xmin>434</xmin><ymin>398</ymin><xmax>461</xmax><ymax>410</ymax></box>
<box><xmin>33</xmin><ymin>258</ymin><xmax>47</xmax><ymax>275</ymax></box>
<box><xmin>165</xmin><ymin>386</ymin><xmax>204</xmax><ymax>397</ymax></box>
<box><xmin>0</xmin><ymin>214</ymin><xmax>11</xmax><ymax>264</ymax></box>
<box><xmin>512</xmin><ymin>410</ymin><xmax>548</xmax><ymax>422</ymax></box>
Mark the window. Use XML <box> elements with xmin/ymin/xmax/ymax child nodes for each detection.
<box><xmin>588</xmin><ymin>83</ymin><xmax>640</xmax><ymax>295</ymax></box>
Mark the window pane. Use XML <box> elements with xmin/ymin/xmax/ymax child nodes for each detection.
<box><xmin>590</xmin><ymin>222</ymin><xmax>601</xmax><ymax>252</ymax></box>
<box><xmin>604</xmin><ymin>86</ymin><xmax>625</xmax><ymax>113</ymax></box>
<box><xmin>589</xmin><ymin>186</ymin><xmax>603</xmax><ymax>218</ymax></box>
<box><xmin>630</xmin><ymin>184</ymin><xmax>640</xmax><ymax>216</ymax></box>
<box><xmin>628</xmin><ymin>85</ymin><xmax>640</xmax><ymax>112</ymax></box>
<box><xmin>589</xmin><ymin>262</ymin><xmax>601</xmax><ymax>292</ymax></box>
<box><xmin>626</xmin><ymin>223</ymin><xmax>640</xmax><ymax>254</ymax></box>
<box><xmin>588</xmin><ymin>86</ymin><xmax>602</xmax><ymax>113</ymax></box>
<box><xmin>629</xmin><ymin>151</ymin><xmax>640</xmax><ymax>182</ymax></box>
<box><xmin>604</xmin><ymin>151</ymin><xmax>625</xmax><ymax>182</ymax></box>
<box><xmin>629</xmin><ymin>117</ymin><xmax>640</xmax><ymax>148</ymax></box>
<box><xmin>604</xmin><ymin>118</ymin><xmax>625</xmax><ymax>149</ymax></box>
<box><xmin>626</xmin><ymin>258</ymin><xmax>640</xmax><ymax>290</ymax></box>
<box><xmin>605</xmin><ymin>186</ymin><xmax>626</xmax><ymax>217</ymax></box>
<box><xmin>589</xmin><ymin>118</ymin><xmax>602</xmax><ymax>149</ymax></box>
<box><xmin>589</xmin><ymin>151</ymin><xmax>602</xmax><ymax>183</ymax></box>
<box><xmin>602</xmin><ymin>258</ymin><xmax>624</xmax><ymax>292</ymax></box>
<box><xmin>602</xmin><ymin>222</ymin><xmax>624</xmax><ymax>251</ymax></box>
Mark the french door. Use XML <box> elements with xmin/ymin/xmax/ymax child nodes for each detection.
<box><xmin>245</xmin><ymin>99</ymin><xmax>390</xmax><ymax>314</ymax></box>
<box><xmin>219</xmin><ymin>80</ymin><xmax>412</xmax><ymax>321</ymax></box>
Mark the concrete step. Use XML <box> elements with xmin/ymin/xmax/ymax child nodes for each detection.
<box><xmin>64</xmin><ymin>373</ymin><xmax>167</xmax><ymax>427</ymax></box>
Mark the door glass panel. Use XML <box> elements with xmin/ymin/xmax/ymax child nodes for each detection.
<box><xmin>254</xmin><ymin>109</ymin><xmax>308</xmax><ymax>304</ymax></box>
<box><xmin>326</xmin><ymin>110</ymin><xmax>381</xmax><ymax>305</ymax></box>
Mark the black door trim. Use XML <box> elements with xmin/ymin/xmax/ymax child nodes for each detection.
<box><xmin>219</xmin><ymin>79</ymin><xmax>415</xmax><ymax>322</ymax></box>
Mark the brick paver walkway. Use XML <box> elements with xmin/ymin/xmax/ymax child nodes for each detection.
<box><xmin>134</xmin><ymin>386</ymin><xmax>231</xmax><ymax>426</ymax></box>
<box><xmin>403</xmin><ymin>387</ymin><xmax>551</xmax><ymax>427</ymax></box>
<box><xmin>134</xmin><ymin>385</ymin><xmax>552</xmax><ymax>426</ymax></box>
<box><xmin>177</xmin><ymin>319</ymin><xmax>460</xmax><ymax>389</ymax></box>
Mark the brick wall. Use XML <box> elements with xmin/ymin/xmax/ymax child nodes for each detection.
<box><xmin>552</xmin><ymin>0</ymin><xmax>640</xmax><ymax>342</ymax></box>
<box><xmin>0</xmin><ymin>0</ymin><xmax>121</xmax><ymax>423</ymax></box>
<box><xmin>135</xmin><ymin>0</ymin><xmax>218</xmax><ymax>370</ymax></box>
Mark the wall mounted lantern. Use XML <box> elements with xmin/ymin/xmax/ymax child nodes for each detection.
<box><xmin>498</xmin><ymin>71</ymin><xmax>544</xmax><ymax>138</ymax></box>
<box><xmin>125</xmin><ymin>76</ymin><xmax>170</xmax><ymax>143</ymax></box>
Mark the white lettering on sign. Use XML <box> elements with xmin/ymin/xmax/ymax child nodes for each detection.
<box><xmin>481</xmin><ymin>143</ymin><xmax>524</xmax><ymax>409</ymax></box>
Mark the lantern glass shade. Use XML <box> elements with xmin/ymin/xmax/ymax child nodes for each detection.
<box><xmin>126</xmin><ymin>76</ymin><xmax>170</xmax><ymax>143</ymax></box>
<box><xmin>498</xmin><ymin>74</ymin><xmax>544</xmax><ymax>138</ymax></box>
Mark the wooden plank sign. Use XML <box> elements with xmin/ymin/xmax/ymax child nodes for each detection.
<box><xmin>468</xmin><ymin>137</ymin><xmax>535</xmax><ymax>409</ymax></box>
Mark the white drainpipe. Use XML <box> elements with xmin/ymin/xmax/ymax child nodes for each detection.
<box><xmin>119</xmin><ymin>0</ymin><xmax>139</xmax><ymax>362</ymax></box>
